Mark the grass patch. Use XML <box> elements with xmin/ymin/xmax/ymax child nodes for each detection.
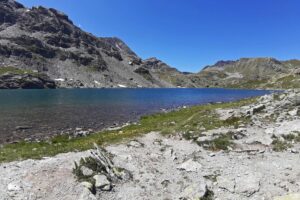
<box><xmin>282</xmin><ymin>132</ymin><xmax>300</xmax><ymax>142</ymax></box>
<box><xmin>272</xmin><ymin>139</ymin><xmax>293</xmax><ymax>152</ymax></box>
<box><xmin>0</xmin><ymin>67</ymin><xmax>37</xmax><ymax>75</ymax></box>
<box><xmin>0</xmin><ymin>97</ymin><xmax>257</xmax><ymax>163</ymax></box>
<box><xmin>197</xmin><ymin>134</ymin><xmax>234</xmax><ymax>151</ymax></box>
<box><xmin>73</xmin><ymin>157</ymin><xmax>99</xmax><ymax>184</ymax></box>
<box><xmin>226</xmin><ymin>79</ymin><xmax>269</xmax><ymax>89</ymax></box>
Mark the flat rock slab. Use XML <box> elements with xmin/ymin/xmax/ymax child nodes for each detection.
<box><xmin>235</xmin><ymin>173</ymin><xmax>261</xmax><ymax>197</ymax></box>
<box><xmin>274</xmin><ymin>193</ymin><xmax>300</xmax><ymax>200</ymax></box>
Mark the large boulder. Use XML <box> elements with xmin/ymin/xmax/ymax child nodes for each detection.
<box><xmin>93</xmin><ymin>175</ymin><xmax>111</xmax><ymax>191</ymax></box>
<box><xmin>179</xmin><ymin>182</ymin><xmax>208</xmax><ymax>200</ymax></box>
<box><xmin>234</xmin><ymin>173</ymin><xmax>261</xmax><ymax>197</ymax></box>
<box><xmin>217</xmin><ymin>176</ymin><xmax>235</xmax><ymax>193</ymax></box>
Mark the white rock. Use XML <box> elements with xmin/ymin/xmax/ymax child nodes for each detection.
<box><xmin>288</xmin><ymin>109</ymin><xmax>298</xmax><ymax>116</ymax></box>
<box><xmin>246</xmin><ymin>135</ymin><xmax>273</xmax><ymax>146</ymax></box>
<box><xmin>177</xmin><ymin>159</ymin><xmax>202</xmax><ymax>172</ymax></box>
<box><xmin>235</xmin><ymin>173</ymin><xmax>261</xmax><ymax>197</ymax></box>
<box><xmin>93</xmin><ymin>175</ymin><xmax>111</xmax><ymax>190</ymax></box>
<box><xmin>265</xmin><ymin>128</ymin><xmax>274</xmax><ymax>135</ymax></box>
<box><xmin>128</xmin><ymin>140</ymin><xmax>144</xmax><ymax>148</ymax></box>
<box><xmin>217</xmin><ymin>176</ymin><xmax>235</xmax><ymax>193</ymax></box>
<box><xmin>81</xmin><ymin>182</ymin><xmax>93</xmax><ymax>191</ymax></box>
<box><xmin>79</xmin><ymin>187</ymin><xmax>97</xmax><ymax>200</ymax></box>
<box><xmin>7</xmin><ymin>183</ymin><xmax>22</xmax><ymax>191</ymax></box>
<box><xmin>197</xmin><ymin>136</ymin><xmax>214</xmax><ymax>142</ymax></box>
<box><xmin>81</xmin><ymin>166</ymin><xmax>94</xmax><ymax>176</ymax></box>
<box><xmin>291</xmin><ymin>149</ymin><xmax>299</xmax><ymax>154</ymax></box>
<box><xmin>179</xmin><ymin>182</ymin><xmax>207</xmax><ymax>200</ymax></box>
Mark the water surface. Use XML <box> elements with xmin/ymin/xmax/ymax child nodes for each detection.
<box><xmin>0</xmin><ymin>88</ymin><xmax>272</xmax><ymax>143</ymax></box>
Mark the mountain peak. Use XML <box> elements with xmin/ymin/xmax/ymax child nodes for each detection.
<box><xmin>0</xmin><ymin>0</ymin><xmax>24</xmax><ymax>8</ymax></box>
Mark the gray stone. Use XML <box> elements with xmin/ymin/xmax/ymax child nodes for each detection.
<box><xmin>252</xmin><ymin>104</ymin><xmax>266</xmax><ymax>114</ymax></box>
<box><xmin>197</xmin><ymin>135</ymin><xmax>214</xmax><ymax>142</ymax></box>
<box><xmin>80</xmin><ymin>182</ymin><xmax>93</xmax><ymax>191</ymax></box>
<box><xmin>128</xmin><ymin>140</ymin><xmax>144</xmax><ymax>148</ymax></box>
<box><xmin>235</xmin><ymin>173</ymin><xmax>261</xmax><ymax>197</ymax></box>
<box><xmin>179</xmin><ymin>182</ymin><xmax>207</xmax><ymax>200</ymax></box>
<box><xmin>81</xmin><ymin>166</ymin><xmax>94</xmax><ymax>176</ymax></box>
<box><xmin>7</xmin><ymin>183</ymin><xmax>22</xmax><ymax>191</ymax></box>
<box><xmin>177</xmin><ymin>159</ymin><xmax>202</xmax><ymax>172</ymax></box>
<box><xmin>217</xmin><ymin>176</ymin><xmax>235</xmax><ymax>193</ymax></box>
<box><xmin>79</xmin><ymin>187</ymin><xmax>97</xmax><ymax>200</ymax></box>
<box><xmin>93</xmin><ymin>175</ymin><xmax>111</xmax><ymax>191</ymax></box>
<box><xmin>291</xmin><ymin>149</ymin><xmax>299</xmax><ymax>154</ymax></box>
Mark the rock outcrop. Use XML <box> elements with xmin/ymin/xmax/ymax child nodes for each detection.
<box><xmin>0</xmin><ymin>72</ymin><xmax>56</xmax><ymax>89</ymax></box>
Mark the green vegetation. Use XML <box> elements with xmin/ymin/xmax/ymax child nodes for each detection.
<box><xmin>0</xmin><ymin>67</ymin><xmax>37</xmax><ymax>75</ymax></box>
<box><xmin>197</xmin><ymin>134</ymin><xmax>234</xmax><ymax>151</ymax></box>
<box><xmin>282</xmin><ymin>132</ymin><xmax>300</xmax><ymax>143</ymax></box>
<box><xmin>73</xmin><ymin>157</ymin><xmax>99</xmax><ymax>184</ymax></box>
<box><xmin>272</xmin><ymin>75</ymin><xmax>300</xmax><ymax>89</ymax></box>
<box><xmin>225</xmin><ymin>74</ymin><xmax>300</xmax><ymax>89</ymax></box>
<box><xmin>0</xmin><ymin>98</ymin><xmax>256</xmax><ymax>163</ymax></box>
<box><xmin>271</xmin><ymin>139</ymin><xmax>292</xmax><ymax>152</ymax></box>
<box><xmin>271</xmin><ymin>132</ymin><xmax>300</xmax><ymax>152</ymax></box>
<box><xmin>226</xmin><ymin>79</ymin><xmax>269</xmax><ymax>89</ymax></box>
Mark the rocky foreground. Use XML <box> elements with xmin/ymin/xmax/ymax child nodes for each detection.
<box><xmin>1</xmin><ymin>90</ymin><xmax>300</xmax><ymax>200</ymax></box>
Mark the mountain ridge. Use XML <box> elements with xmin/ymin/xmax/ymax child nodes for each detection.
<box><xmin>0</xmin><ymin>0</ymin><xmax>176</xmax><ymax>88</ymax></box>
<box><xmin>0</xmin><ymin>0</ymin><xmax>299</xmax><ymax>89</ymax></box>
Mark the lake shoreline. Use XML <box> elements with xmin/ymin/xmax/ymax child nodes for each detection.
<box><xmin>0</xmin><ymin>88</ymin><xmax>271</xmax><ymax>144</ymax></box>
<box><xmin>0</xmin><ymin>89</ymin><xmax>299</xmax><ymax>199</ymax></box>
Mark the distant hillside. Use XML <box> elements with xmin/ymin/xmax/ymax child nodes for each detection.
<box><xmin>193</xmin><ymin>57</ymin><xmax>300</xmax><ymax>89</ymax></box>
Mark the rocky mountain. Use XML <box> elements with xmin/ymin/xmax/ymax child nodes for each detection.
<box><xmin>0</xmin><ymin>0</ymin><xmax>299</xmax><ymax>89</ymax></box>
<box><xmin>193</xmin><ymin>57</ymin><xmax>300</xmax><ymax>89</ymax></box>
<box><xmin>0</xmin><ymin>0</ymin><xmax>180</xmax><ymax>88</ymax></box>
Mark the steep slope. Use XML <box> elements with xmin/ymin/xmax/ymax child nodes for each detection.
<box><xmin>194</xmin><ymin>57</ymin><xmax>300</xmax><ymax>89</ymax></box>
<box><xmin>140</xmin><ymin>57</ymin><xmax>197</xmax><ymax>88</ymax></box>
<box><xmin>0</xmin><ymin>0</ymin><xmax>177</xmax><ymax>88</ymax></box>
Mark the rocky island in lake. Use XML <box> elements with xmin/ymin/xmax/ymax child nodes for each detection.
<box><xmin>0</xmin><ymin>0</ymin><xmax>300</xmax><ymax>200</ymax></box>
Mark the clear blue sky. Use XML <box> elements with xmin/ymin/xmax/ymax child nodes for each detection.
<box><xmin>18</xmin><ymin>0</ymin><xmax>300</xmax><ymax>72</ymax></box>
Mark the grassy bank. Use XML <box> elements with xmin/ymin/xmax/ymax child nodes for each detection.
<box><xmin>0</xmin><ymin>98</ymin><xmax>256</xmax><ymax>163</ymax></box>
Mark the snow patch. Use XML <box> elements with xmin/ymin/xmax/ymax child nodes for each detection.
<box><xmin>118</xmin><ymin>84</ymin><xmax>127</xmax><ymax>88</ymax></box>
<box><xmin>225</xmin><ymin>72</ymin><xmax>244</xmax><ymax>79</ymax></box>
<box><xmin>94</xmin><ymin>80</ymin><xmax>101</xmax><ymax>85</ymax></box>
<box><xmin>54</xmin><ymin>78</ymin><xmax>65</xmax><ymax>82</ymax></box>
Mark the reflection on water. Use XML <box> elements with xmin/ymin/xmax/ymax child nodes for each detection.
<box><xmin>0</xmin><ymin>88</ymin><xmax>272</xmax><ymax>143</ymax></box>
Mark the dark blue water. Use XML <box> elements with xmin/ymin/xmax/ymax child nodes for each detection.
<box><xmin>0</xmin><ymin>88</ymin><xmax>272</xmax><ymax>143</ymax></box>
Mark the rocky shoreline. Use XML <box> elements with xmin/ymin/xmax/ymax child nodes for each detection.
<box><xmin>1</xmin><ymin>90</ymin><xmax>300</xmax><ymax>200</ymax></box>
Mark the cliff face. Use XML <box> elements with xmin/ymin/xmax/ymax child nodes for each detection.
<box><xmin>0</xmin><ymin>0</ymin><xmax>178</xmax><ymax>88</ymax></box>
